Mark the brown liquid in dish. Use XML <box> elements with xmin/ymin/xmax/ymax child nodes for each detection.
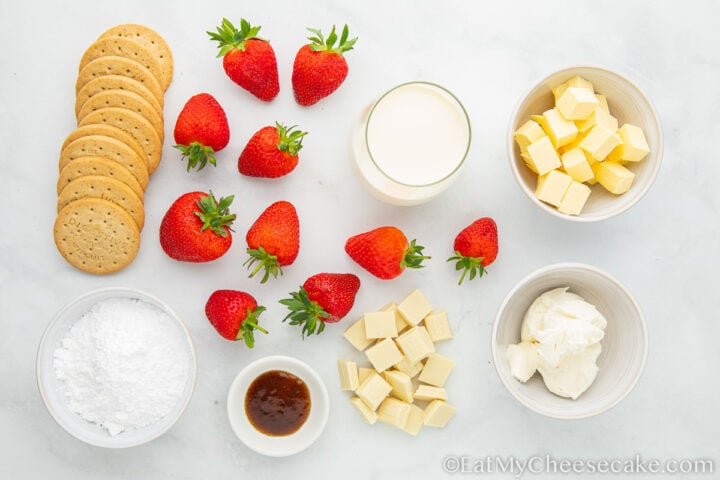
<box><xmin>245</xmin><ymin>370</ymin><xmax>310</xmax><ymax>436</ymax></box>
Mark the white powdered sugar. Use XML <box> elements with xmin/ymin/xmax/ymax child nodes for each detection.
<box><xmin>53</xmin><ymin>297</ymin><xmax>190</xmax><ymax>436</ymax></box>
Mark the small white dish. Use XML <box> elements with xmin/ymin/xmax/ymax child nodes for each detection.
<box><xmin>227</xmin><ymin>355</ymin><xmax>330</xmax><ymax>457</ymax></box>
<box><xmin>36</xmin><ymin>287</ymin><xmax>197</xmax><ymax>448</ymax></box>
<box><xmin>492</xmin><ymin>263</ymin><xmax>647</xmax><ymax>419</ymax></box>
<box><xmin>508</xmin><ymin>65</ymin><xmax>663</xmax><ymax>222</ymax></box>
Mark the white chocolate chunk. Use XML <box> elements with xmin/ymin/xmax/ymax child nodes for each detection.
<box><xmin>397</xmin><ymin>290</ymin><xmax>433</xmax><ymax>326</ymax></box>
<box><xmin>418</xmin><ymin>353</ymin><xmax>455</xmax><ymax>387</ymax></box>
<box><xmin>414</xmin><ymin>385</ymin><xmax>448</xmax><ymax>402</ymax></box>
<box><xmin>384</xmin><ymin>369</ymin><xmax>414</xmax><ymax>403</ymax></box>
<box><xmin>423</xmin><ymin>400</ymin><xmax>457</xmax><ymax>427</ymax></box>
<box><xmin>350</xmin><ymin>396</ymin><xmax>378</xmax><ymax>424</ymax></box>
<box><xmin>423</xmin><ymin>311</ymin><xmax>453</xmax><ymax>342</ymax></box>
<box><xmin>337</xmin><ymin>359</ymin><xmax>359</xmax><ymax>391</ymax></box>
<box><xmin>393</xmin><ymin>356</ymin><xmax>424</xmax><ymax>378</ymax></box>
<box><xmin>403</xmin><ymin>404</ymin><xmax>424</xmax><ymax>436</ymax></box>
<box><xmin>377</xmin><ymin>396</ymin><xmax>411</xmax><ymax>429</ymax></box>
<box><xmin>358</xmin><ymin>367</ymin><xmax>374</xmax><ymax>385</ymax></box>
<box><xmin>355</xmin><ymin>372</ymin><xmax>392</xmax><ymax>411</ymax></box>
<box><xmin>364</xmin><ymin>310</ymin><xmax>398</xmax><ymax>339</ymax></box>
<box><xmin>365</xmin><ymin>337</ymin><xmax>404</xmax><ymax>372</ymax></box>
<box><xmin>395</xmin><ymin>326</ymin><xmax>435</xmax><ymax>364</ymax></box>
<box><xmin>381</xmin><ymin>302</ymin><xmax>409</xmax><ymax>336</ymax></box>
<box><xmin>343</xmin><ymin>316</ymin><xmax>374</xmax><ymax>351</ymax></box>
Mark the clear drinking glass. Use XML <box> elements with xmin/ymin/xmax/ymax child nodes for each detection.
<box><xmin>351</xmin><ymin>81</ymin><xmax>472</xmax><ymax>206</ymax></box>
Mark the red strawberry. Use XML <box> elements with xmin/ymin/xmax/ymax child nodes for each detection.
<box><xmin>238</xmin><ymin>123</ymin><xmax>308</xmax><ymax>178</ymax></box>
<box><xmin>447</xmin><ymin>217</ymin><xmax>498</xmax><ymax>285</ymax></box>
<box><xmin>174</xmin><ymin>93</ymin><xmax>230</xmax><ymax>171</ymax></box>
<box><xmin>205</xmin><ymin>290</ymin><xmax>268</xmax><ymax>348</ymax></box>
<box><xmin>345</xmin><ymin>226</ymin><xmax>429</xmax><ymax>280</ymax></box>
<box><xmin>159</xmin><ymin>191</ymin><xmax>235</xmax><ymax>262</ymax></box>
<box><xmin>244</xmin><ymin>201</ymin><xmax>300</xmax><ymax>283</ymax></box>
<box><xmin>280</xmin><ymin>273</ymin><xmax>361</xmax><ymax>337</ymax></box>
<box><xmin>291</xmin><ymin>24</ymin><xmax>357</xmax><ymax>106</ymax></box>
<box><xmin>208</xmin><ymin>18</ymin><xmax>279</xmax><ymax>101</ymax></box>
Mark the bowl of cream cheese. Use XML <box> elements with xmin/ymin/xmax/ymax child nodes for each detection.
<box><xmin>491</xmin><ymin>263</ymin><xmax>647</xmax><ymax>419</ymax></box>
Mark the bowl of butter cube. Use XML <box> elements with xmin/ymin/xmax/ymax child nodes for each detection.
<box><xmin>508</xmin><ymin>65</ymin><xmax>663</xmax><ymax>221</ymax></box>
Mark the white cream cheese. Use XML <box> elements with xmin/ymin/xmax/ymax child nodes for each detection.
<box><xmin>508</xmin><ymin>287</ymin><xmax>606</xmax><ymax>399</ymax></box>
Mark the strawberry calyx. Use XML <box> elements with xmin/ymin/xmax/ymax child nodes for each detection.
<box><xmin>244</xmin><ymin>246</ymin><xmax>283</xmax><ymax>284</ymax></box>
<box><xmin>236</xmin><ymin>305</ymin><xmax>268</xmax><ymax>348</ymax></box>
<box><xmin>174</xmin><ymin>141</ymin><xmax>217</xmax><ymax>172</ymax></box>
<box><xmin>194</xmin><ymin>191</ymin><xmax>236</xmax><ymax>237</ymax></box>
<box><xmin>447</xmin><ymin>250</ymin><xmax>487</xmax><ymax>285</ymax></box>
<box><xmin>279</xmin><ymin>286</ymin><xmax>331</xmax><ymax>338</ymax></box>
<box><xmin>275</xmin><ymin>122</ymin><xmax>307</xmax><ymax>157</ymax></box>
<box><xmin>306</xmin><ymin>24</ymin><xmax>357</xmax><ymax>55</ymax></box>
<box><xmin>400</xmin><ymin>239</ymin><xmax>430</xmax><ymax>270</ymax></box>
<box><xmin>208</xmin><ymin>18</ymin><xmax>266</xmax><ymax>56</ymax></box>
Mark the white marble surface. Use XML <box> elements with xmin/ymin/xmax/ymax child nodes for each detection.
<box><xmin>1</xmin><ymin>0</ymin><xmax>719</xmax><ymax>478</ymax></box>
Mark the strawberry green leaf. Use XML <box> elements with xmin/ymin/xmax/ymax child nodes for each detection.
<box><xmin>400</xmin><ymin>239</ymin><xmax>430</xmax><ymax>270</ymax></box>
<box><xmin>306</xmin><ymin>24</ymin><xmax>357</xmax><ymax>55</ymax></box>
<box><xmin>193</xmin><ymin>191</ymin><xmax>236</xmax><ymax>237</ymax></box>
<box><xmin>244</xmin><ymin>246</ymin><xmax>283</xmax><ymax>283</ymax></box>
<box><xmin>447</xmin><ymin>250</ymin><xmax>488</xmax><ymax>285</ymax></box>
<box><xmin>207</xmin><ymin>17</ymin><xmax>267</xmax><ymax>56</ymax></box>
<box><xmin>174</xmin><ymin>141</ymin><xmax>217</xmax><ymax>172</ymax></box>
<box><xmin>236</xmin><ymin>305</ymin><xmax>268</xmax><ymax>348</ymax></box>
<box><xmin>279</xmin><ymin>287</ymin><xmax>331</xmax><ymax>338</ymax></box>
<box><xmin>275</xmin><ymin>122</ymin><xmax>308</xmax><ymax>157</ymax></box>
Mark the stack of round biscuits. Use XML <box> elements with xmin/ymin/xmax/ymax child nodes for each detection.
<box><xmin>54</xmin><ymin>24</ymin><xmax>173</xmax><ymax>274</ymax></box>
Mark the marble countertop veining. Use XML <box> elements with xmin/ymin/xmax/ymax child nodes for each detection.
<box><xmin>1</xmin><ymin>0</ymin><xmax>719</xmax><ymax>479</ymax></box>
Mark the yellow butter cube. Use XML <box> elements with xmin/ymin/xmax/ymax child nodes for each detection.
<box><xmin>397</xmin><ymin>289</ymin><xmax>433</xmax><ymax>326</ymax></box>
<box><xmin>576</xmin><ymin>107</ymin><xmax>618</xmax><ymax>134</ymax></box>
<box><xmin>561</xmin><ymin>147</ymin><xmax>594</xmax><ymax>183</ymax></box>
<box><xmin>594</xmin><ymin>161</ymin><xmax>635</xmax><ymax>194</ymax></box>
<box><xmin>350</xmin><ymin>396</ymin><xmax>378</xmax><ymax>424</ymax></box>
<box><xmin>395</xmin><ymin>326</ymin><xmax>435</xmax><ymax>364</ymax></box>
<box><xmin>381</xmin><ymin>302</ymin><xmax>409</xmax><ymax>336</ymax></box>
<box><xmin>526</xmin><ymin>136</ymin><xmax>561</xmax><ymax>175</ymax></box>
<box><xmin>343</xmin><ymin>316</ymin><xmax>374</xmax><ymax>352</ymax></box>
<box><xmin>358</xmin><ymin>367</ymin><xmax>375</xmax><ymax>385</ymax></box>
<box><xmin>365</xmin><ymin>337</ymin><xmax>404</xmax><ymax>372</ymax></box>
<box><xmin>552</xmin><ymin>76</ymin><xmax>595</xmax><ymax>103</ymax></box>
<box><xmin>393</xmin><ymin>356</ymin><xmax>424</xmax><ymax>378</ymax></box>
<box><xmin>520</xmin><ymin>152</ymin><xmax>539</xmax><ymax>174</ymax></box>
<box><xmin>364</xmin><ymin>310</ymin><xmax>398</xmax><ymax>339</ymax></box>
<box><xmin>337</xmin><ymin>359</ymin><xmax>360</xmax><ymax>391</ymax></box>
<box><xmin>384</xmin><ymin>369</ymin><xmax>414</xmax><ymax>403</ymax></box>
<box><xmin>355</xmin><ymin>372</ymin><xmax>392</xmax><ymax>411</ymax></box>
<box><xmin>558</xmin><ymin>181</ymin><xmax>592</xmax><ymax>215</ymax></box>
<box><xmin>535</xmin><ymin>170</ymin><xmax>573</xmax><ymax>207</ymax></box>
<box><xmin>617</xmin><ymin>124</ymin><xmax>650</xmax><ymax>162</ymax></box>
<box><xmin>377</xmin><ymin>397</ymin><xmax>411</xmax><ymax>429</ymax></box>
<box><xmin>418</xmin><ymin>353</ymin><xmax>455</xmax><ymax>387</ymax></box>
<box><xmin>423</xmin><ymin>400</ymin><xmax>457</xmax><ymax>428</ymax></box>
<box><xmin>595</xmin><ymin>94</ymin><xmax>609</xmax><ymax>111</ymax></box>
<box><xmin>414</xmin><ymin>385</ymin><xmax>448</xmax><ymax>402</ymax></box>
<box><xmin>423</xmin><ymin>311</ymin><xmax>453</xmax><ymax>342</ymax></box>
<box><xmin>403</xmin><ymin>404</ymin><xmax>424</xmax><ymax>436</ymax></box>
<box><xmin>514</xmin><ymin>120</ymin><xmax>545</xmax><ymax>151</ymax></box>
<box><xmin>580</xmin><ymin>123</ymin><xmax>622</xmax><ymax>162</ymax></box>
<box><xmin>536</xmin><ymin>108</ymin><xmax>578</xmax><ymax>149</ymax></box>
<box><xmin>556</xmin><ymin>87</ymin><xmax>599</xmax><ymax>120</ymax></box>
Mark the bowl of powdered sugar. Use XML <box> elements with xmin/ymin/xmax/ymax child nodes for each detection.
<box><xmin>37</xmin><ymin>287</ymin><xmax>197</xmax><ymax>448</ymax></box>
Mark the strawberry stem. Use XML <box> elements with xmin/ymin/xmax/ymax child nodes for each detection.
<box><xmin>275</xmin><ymin>122</ymin><xmax>307</xmax><ymax>157</ymax></box>
<box><xmin>279</xmin><ymin>287</ymin><xmax>330</xmax><ymax>338</ymax></box>
<box><xmin>208</xmin><ymin>18</ymin><xmax>266</xmax><ymax>56</ymax></box>
<box><xmin>193</xmin><ymin>191</ymin><xmax>236</xmax><ymax>237</ymax></box>
<box><xmin>174</xmin><ymin>141</ymin><xmax>217</xmax><ymax>171</ymax></box>
<box><xmin>306</xmin><ymin>24</ymin><xmax>357</xmax><ymax>55</ymax></box>
<box><xmin>447</xmin><ymin>250</ymin><xmax>488</xmax><ymax>285</ymax></box>
<box><xmin>400</xmin><ymin>239</ymin><xmax>430</xmax><ymax>269</ymax></box>
<box><xmin>244</xmin><ymin>246</ymin><xmax>283</xmax><ymax>283</ymax></box>
<box><xmin>236</xmin><ymin>305</ymin><xmax>268</xmax><ymax>348</ymax></box>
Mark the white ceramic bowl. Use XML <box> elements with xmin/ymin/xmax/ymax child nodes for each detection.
<box><xmin>508</xmin><ymin>65</ymin><xmax>663</xmax><ymax>222</ymax></box>
<box><xmin>37</xmin><ymin>287</ymin><xmax>197</xmax><ymax>448</ymax></box>
<box><xmin>492</xmin><ymin>263</ymin><xmax>647</xmax><ymax>419</ymax></box>
<box><xmin>227</xmin><ymin>355</ymin><xmax>329</xmax><ymax>457</ymax></box>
